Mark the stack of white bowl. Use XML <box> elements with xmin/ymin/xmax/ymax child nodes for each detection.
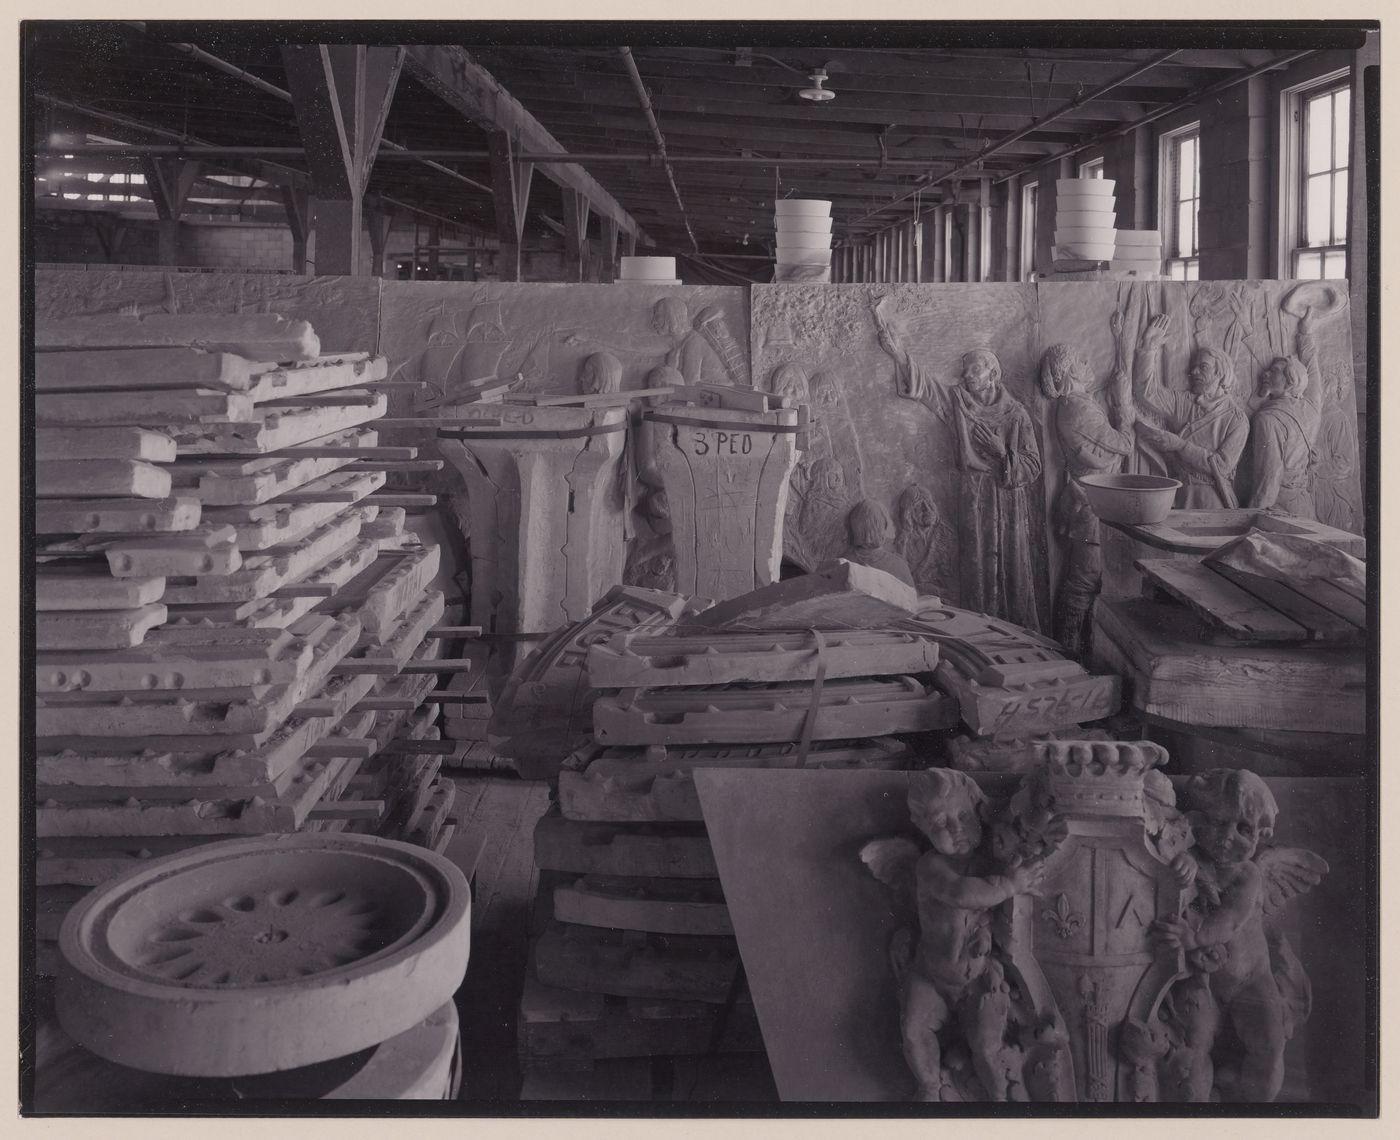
<box><xmin>1110</xmin><ymin>230</ymin><xmax>1163</xmax><ymax>279</ymax></box>
<box><xmin>774</xmin><ymin>199</ymin><xmax>832</xmax><ymax>282</ymax></box>
<box><xmin>617</xmin><ymin>256</ymin><xmax>681</xmax><ymax>285</ymax></box>
<box><xmin>1054</xmin><ymin>178</ymin><xmax>1118</xmax><ymax>262</ymax></box>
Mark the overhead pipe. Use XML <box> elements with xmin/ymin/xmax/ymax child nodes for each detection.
<box><xmin>618</xmin><ymin>46</ymin><xmax>699</xmax><ymax>254</ymax></box>
<box><xmin>847</xmin><ymin>48</ymin><xmax>1184</xmax><ymax>230</ymax></box>
<box><xmin>992</xmin><ymin>47</ymin><xmax>1319</xmax><ymax>185</ymax></box>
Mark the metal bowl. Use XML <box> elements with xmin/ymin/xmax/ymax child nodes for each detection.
<box><xmin>1077</xmin><ymin>473</ymin><xmax>1181</xmax><ymax>524</ymax></box>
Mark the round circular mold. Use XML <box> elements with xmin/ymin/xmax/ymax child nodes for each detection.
<box><xmin>56</xmin><ymin>834</ymin><xmax>471</xmax><ymax>1077</ymax></box>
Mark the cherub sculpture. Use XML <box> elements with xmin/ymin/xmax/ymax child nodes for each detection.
<box><xmin>1150</xmin><ymin>768</ymin><xmax>1328</xmax><ymax>1102</ymax></box>
<box><xmin>860</xmin><ymin>768</ymin><xmax>1051</xmax><ymax>1101</ymax></box>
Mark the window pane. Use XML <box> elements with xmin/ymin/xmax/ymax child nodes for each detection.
<box><xmin>1294</xmin><ymin>250</ymin><xmax>1323</xmax><ymax>279</ymax></box>
<box><xmin>1305</xmin><ymin>173</ymin><xmax>1331</xmax><ymax>246</ymax></box>
<box><xmin>1178</xmin><ymin>137</ymin><xmax>1197</xmax><ymax>196</ymax></box>
<box><xmin>1167</xmin><ymin>261</ymin><xmax>1186</xmax><ymax>281</ymax></box>
<box><xmin>1334</xmin><ymin>87</ymin><xmax>1351</xmax><ymax>167</ymax></box>
<box><xmin>1177</xmin><ymin>201</ymin><xmax>1194</xmax><ymax>257</ymax></box>
<box><xmin>1185</xmin><ymin>260</ymin><xmax>1199</xmax><ymax>281</ymax></box>
<box><xmin>1323</xmin><ymin>250</ymin><xmax>1347</xmax><ymax>280</ymax></box>
<box><xmin>1306</xmin><ymin>92</ymin><xmax>1333</xmax><ymax>174</ymax></box>
<box><xmin>1332</xmin><ymin>168</ymin><xmax>1348</xmax><ymax>242</ymax></box>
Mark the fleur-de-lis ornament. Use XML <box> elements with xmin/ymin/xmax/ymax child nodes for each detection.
<box><xmin>1045</xmin><ymin>892</ymin><xmax>1086</xmax><ymax>941</ymax></box>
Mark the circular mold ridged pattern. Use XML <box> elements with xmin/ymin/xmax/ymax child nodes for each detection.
<box><xmin>56</xmin><ymin>834</ymin><xmax>471</xmax><ymax>1077</ymax></box>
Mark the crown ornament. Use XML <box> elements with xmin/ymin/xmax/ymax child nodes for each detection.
<box><xmin>1034</xmin><ymin>739</ymin><xmax>1170</xmax><ymax>817</ymax></box>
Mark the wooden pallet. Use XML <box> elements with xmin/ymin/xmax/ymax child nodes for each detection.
<box><xmin>1138</xmin><ymin>558</ymin><xmax>1366</xmax><ymax>646</ymax></box>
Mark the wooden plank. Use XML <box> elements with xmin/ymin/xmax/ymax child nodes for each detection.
<box><xmin>34</xmin><ymin>347</ymin><xmax>265</xmax><ymax>392</ymax></box>
<box><xmin>1208</xmin><ymin>563</ymin><xmax>1364</xmax><ymax>644</ymax></box>
<box><xmin>244</xmin><ymin>354</ymin><xmax>388</xmax><ymax>403</ymax></box>
<box><xmin>533</xmin><ymin>809</ymin><xmax>716</xmax><ymax>878</ymax></box>
<box><xmin>35</xmin><ymin>313</ymin><xmax>319</xmax><ymax>361</ymax></box>
<box><xmin>34</xmin><ymin>426</ymin><xmax>176</xmax><ymax>462</ymax></box>
<box><xmin>553</xmin><ymin>875</ymin><xmax>733</xmax><ymax>937</ymax></box>
<box><xmin>532</xmin><ymin>922</ymin><xmax>739</xmax><ymax>1004</ymax></box>
<box><xmin>1092</xmin><ymin>598</ymin><xmax>1364</xmax><ymax>735</ymax></box>
<box><xmin>199</xmin><ymin>477</ymin><xmax>382</xmax><ymax>550</ymax></box>
<box><xmin>1306</xmin><ymin>579</ymin><xmax>1369</xmax><ymax>628</ymax></box>
<box><xmin>169</xmin><ymin>395</ymin><xmax>387</xmax><ymax>455</ymax></box>
<box><xmin>43</xmin><ymin>524</ymin><xmax>242</xmax><ymax>578</ymax></box>
<box><xmin>687</xmin><ymin>558</ymin><xmax>916</xmax><ymax>630</ymax></box>
<box><xmin>165</xmin><ymin>427</ymin><xmax>375</xmax><ymax>506</ymax></box>
<box><xmin>1137</xmin><ymin>559</ymin><xmax>1310</xmax><ymax>642</ymax></box>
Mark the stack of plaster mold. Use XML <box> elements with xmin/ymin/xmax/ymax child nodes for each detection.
<box><xmin>33</xmin><ymin>314</ymin><xmax>464</xmax><ymax>974</ymax></box>
<box><xmin>496</xmin><ymin>563</ymin><xmax>1127</xmax><ymax>1070</ymax></box>
<box><xmin>45</xmin><ymin>834</ymin><xmax>470</xmax><ymax>1105</ymax></box>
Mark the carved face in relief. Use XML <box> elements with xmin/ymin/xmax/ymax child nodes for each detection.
<box><xmin>960</xmin><ymin>351</ymin><xmax>1002</xmax><ymax>404</ymax></box>
<box><xmin>914</xmin><ymin>790</ymin><xmax>983</xmax><ymax>857</ymax></box>
<box><xmin>1257</xmin><ymin>356</ymin><xmax>1308</xmax><ymax>400</ymax></box>
<box><xmin>652</xmin><ymin>297</ymin><xmax>689</xmax><ymax>338</ymax></box>
<box><xmin>1187</xmin><ymin>352</ymin><xmax>1226</xmax><ymax>398</ymax></box>
<box><xmin>1191</xmin><ymin>797</ymin><xmax>1269</xmax><ymax>866</ymax></box>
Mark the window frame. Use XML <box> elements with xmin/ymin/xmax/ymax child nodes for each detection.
<box><xmin>1078</xmin><ymin>156</ymin><xmax>1105</xmax><ymax>180</ymax></box>
<box><xmin>1159</xmin><ymin>123</ymin><xmax>1201</xmax><ymax>280</ymax></box>
<box><xmin>1279</xmin><ymin>68</ymin><xmax>1351</xmax><ymax>281</ymax></box>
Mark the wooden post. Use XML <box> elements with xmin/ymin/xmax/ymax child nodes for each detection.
<box><xmin>486</xmin><ymin>131</ymin><xmax>533</xmax><ymax>282</ymax></box>
<box><xmin>141</xmin><ymin>157</ymin><xmax>198</xmax><ymax>267</ymax></box>
<box><xmin>366</xmin><ymin>205</ymin><xmax>392</xmax><ymax>277</ymax></box>
<box><xmin>561</xmin><ymin>185</ymin><xmax>591</xmax><ymax>282</ymax></box>
<box><xmin>987</xmin><ymin>178</ymin><xmax>1008</xmax><ymax>282</ymax></box>
<box><xmin>930</xmin><ymin>207</ymin><xmax>946</xmax><ymax>282</ymax></box>
<box><xmin>1004</xmin><ymin>176</ymin><xmax>1021</xmax><ymax>282</ymax></box>
<box><xmin>281</xmin><ymin>45</ymin><xmax>403</xmax><ymax>276</ymax></box>
<box><xmin>599</xmin><ymin>215</ymin><xmax>619</xmax><ymax>283</ymax></box>
<box><xmin>280</xmin><ymin>185</ymin><xmax>310</xmax><ymax>274</ymax></box>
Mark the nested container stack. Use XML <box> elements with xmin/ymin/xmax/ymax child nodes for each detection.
<box><xmin>1111</xmin><ymin>229</ymin><xmax>1164</xmax><ymax>279</ymax></box>
<box><xmin>33</xmin><ymin>313</ymin><xmax>468</xmax><ymax>975</ymax></box>
<box><xmin>1053</xmin><ymin>177</ymin><xmax>1118</xmax><ymax>262</ymax></box>
<box><xmin>773</xmin><ymin>198</ymin><xmax>833</xmax><ymax>282</ymax></box>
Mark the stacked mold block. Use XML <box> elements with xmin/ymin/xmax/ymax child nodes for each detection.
<box><xmin>33</xmin><ymin>314</ymin><xmax>467</xmax><ymax>973</ymax></box>
<box><xmin>508</xmin><ymin>564</ymin><xmax>1126</xmax><ymax>1073</ymax></box>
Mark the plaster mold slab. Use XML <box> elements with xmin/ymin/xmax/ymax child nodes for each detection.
<box><xmin>36</xmin><ymin>566</ymin><xmax>165</xmax><ymax>613</ymax></box>
<box><xmin>199</xmin><ymin>474</ymin><xmax>384</xmax><ymax>550</ymax></box>
<box><xmin>166</xmin><ymin>428</ymin><xmax>377</xmax><ymax>506</ymax></box>
<box><xmin>35</xmin><ymin>269</ymin><xmax>381</xmax><ymax>356</ymax></box>
<box><xmin>587</xmin><ymin>627</ymin><xmax>940</xmax><ymax>688</ymax></box>
<box><xmin>553</xmin><ymin>875</ymin><xmax>733</xmax><ymax>937</ymax></box>
<box><xmin>37</xmin><ymin>461</ymin><xmax>172</xmax><ymax>501</ymax></box>
<box><xmin>55</xmin><ymin>834</ymin><xmax>470</xmax><ymax>1076</ymax></box>
<box><xmin>34</xmin><ymin>347</ymin><xmax>270</xmax><ymax>393</ymax></box>
<box><xmin>438</xmin><ymin>404</ymin><xmax>628</xmax><ymax>635</ymax></box>
<box><xmin>169</xmin><ymin>395</ymin><xmax>387</xmax><ymax>456</ymax></box>
<box><xmin>37</xmin><ymin>496</ymin><xmax>201</xmax><ymax>537</ymax></box>
<box><xmin>532</xmin><ymin>921</ymin><xmax>739</xmax><ymax>1004</ymax></box>
<box><xmin>36</xmin><ymin>313</ymin><xmax>319</xmax><ymax>361</ymax></box>
<box><xmin>38</xmin><ymin>605</ymin><xmax>167</xmax><ymax>651</ymax></box>
<box><xmin>557</xmin><ymin>738</ymin><xmax>909</xmax><ymax>824</ymax></box>
<box><xmin>322</xmin><ymin>545</ymin><xmax>442</xmax><ymax>644</ymax></box>
<box><xmin>688</xmin><ymin>559</ymin><xmax>916</xmax><ymax>631</ymax></box>
<box><xmin>46</xmin><ymin>525</ymin><xmax>244</xmax><ymax>578</ymax></box>
<box><xmin>534</xmin><ymin>810</ymin><xmax>717</xmax><ymax>879</ymax></box>
<box><xmin>593</xmin><ymin>676</ymin><xmax>957</xmax><ymax>746</ymax></box>
<box><xmin>36</xmin><ymin>427</ymin><xmax>177</xmax><ymax>463</ymax></box>
<box><xmin>36</xmin><ymin>389</ymin><xmax>257</xmax><ymax>427</ymax></box>
<box><xmin>244</xmin><ymin>354</ymin><xmax>389</xmax><ymax>403</ymax></box>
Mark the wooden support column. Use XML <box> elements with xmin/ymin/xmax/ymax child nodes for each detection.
<box><xmin>281</xmin><ymin>45</ymin><xmax>404</xmax><ymax>276</ymax></box>
<box><xmin>1004</xmin><ymin>176</ymin><xmax>1021</xmax><ymax>282</ymax></box>
<box><xmin>599</xmin><ymin>215</ymin><xmax>619</xmax><ymax>283</ymax></box>
<box><xmin>988</xmin><ymin>179</ymin><xmax>1008</xmax><ymax>282</ymax></box>
<box><xmin>141</xmin><ymin>157</ymin><xmax>199</xmax><ymax>267</ymax></box>
<box><xmin>280</xmin><ymin>185</ymin><xmax>310</xmax><ymax>274</ymax></box>
<box><xmin>912</xmin><ymin>220</ymin><xmax>923</xmax><ymax>283</ymax></box>
<box><xmin>621</xmin><ymin>229</ymin><xmax>637</xmax><ymax>258</ymax></box>
<box><xmin>560</xmin><ymin>186</ymin><xmax>591</xmax><ymax>282</ymax></box>
<box><xmin>89</xmin><ymin>216</ymin><xmax>128</xmax><ymax>264</ymax></box>
<box><xmin>365</xmin><ymin>204</ymin><xmax>392</xmax><ymax>277</ymax></box>
<box><xmin>929</xmin><ymin>208</ymin><xmax>946</xmax><ymax>282</ymax></box>
<box><xmin>487</xmin><ymin>132</ymin><xmax>534</xmax><ymax>282</ymax></box>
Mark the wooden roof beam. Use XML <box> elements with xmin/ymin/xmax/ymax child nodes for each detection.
<box><xmin>402</xmin><ymin>44</ymin><xmax>648</xmax><ymax>243</ymax></box>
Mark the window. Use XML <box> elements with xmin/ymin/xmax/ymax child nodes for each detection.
<box><xmin>1020</xmin><ymin>181</ymin><xmax>1039</xmax><ymax>280</ymax></box>
<box><xmin>1079</xmin><ymin>157</ymin><xmax>1105</xmax><ymax>179</ymax></box>
<box><xmin>1161</xmin><ymin>126</ymin><xmax>1200</xmax><ymax>280</ymax></box>
<box><xmin>1285</xmin><ymin>77</ymin><xmax>1350</xmax><ymax>280</ymax></box>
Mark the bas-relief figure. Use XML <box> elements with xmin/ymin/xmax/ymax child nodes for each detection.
<box><xmin>876</xmin><ymin>293</ymin><xmax>1043</xmax><ymax>630</ymax></box>
<box><xmin>860</xmin><ymin>744</ymin><xmax>1326</xmax><ymax>1103</ymax></box>
<box><xmin>841</xmin><ymin>499</ymin><xmax>915</xmax><ymax>589</ymax></box>
<box><xmin>1037</xmin><ymin>314</ymin><xmax>1136</xmax><ymax>657</ymax></box>
<box><xmin>895</xmin><ymin>483</ymin><xmax>955</xmax><ymax>598</ymax></box>
<box><xmin>1132</xmin><ymin>316</ymin><xmax>1250</xmax><ymax>509</ymax></box>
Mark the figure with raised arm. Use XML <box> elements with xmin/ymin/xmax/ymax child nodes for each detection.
<box><xmin>1246</xmin><ymin>309</ymin><xmax>1325</xmax><ymax>517</ymax></box>
<box><xmin>1131</xmin><ymin>314</ymin><xmax>1248</xmax><ymax>509</ymax></box>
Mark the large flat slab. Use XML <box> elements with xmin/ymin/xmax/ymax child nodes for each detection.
<box><xmin>687</xmin><ymin>559</ymin><xmax>917</xmax><ymax>631</ymax></box>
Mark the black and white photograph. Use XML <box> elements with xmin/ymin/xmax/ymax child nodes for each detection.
<box><xmin>17</xmin><ymin>15</ymin><xmax>1382</xmax><ymax>1120</ymax></box>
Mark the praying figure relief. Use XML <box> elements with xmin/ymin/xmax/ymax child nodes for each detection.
<box><xmin>1037</xmin><ymin>312</ymin><xmax>1136</xmax><ymax>657</ymax></box>
<box><xmin>895</xmin><ymin>482</ymin><xmax>955</xmax><ymax>598</ymax></box>
<box><xmin>841</xmin><ymin>499</ymin><xmax>915</xmax><ymax>588</ymax></box>
<box><xmin>859</xmin><ymin>744</ymin><xmax>1324</xmax><ymax>1102</ymax></box>
<box><xmin>875</xmin><ymin>296</ymin><xmax>1044</xmax><ymax>629</ymax></box>
<box><xmin>1132</xmin><ymin>315</ymin><xmax>1249</xmax><ymax>509</ymax></box>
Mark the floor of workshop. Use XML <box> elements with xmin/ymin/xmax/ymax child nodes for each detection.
<box><xmin>442</xmin><ymin>775</ymin><xmax>779</xmax><ymax>1106</ymax></box>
